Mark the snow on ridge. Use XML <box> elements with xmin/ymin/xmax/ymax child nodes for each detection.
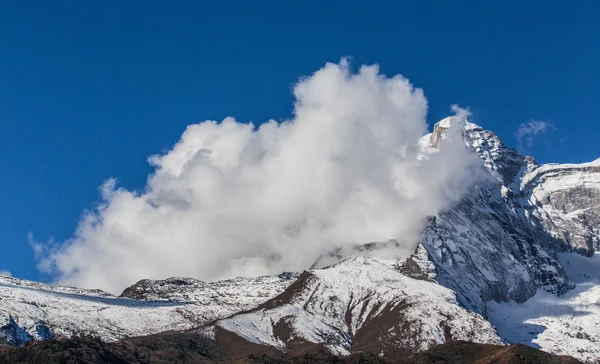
<box><xmin>539</xmin><ymin>158</ymin><xmax>600</xmax><ymax>170</ymax></box>
<box><xmin>0</xmin><ymin>274</ymin><xmax>114</xmax><ymax>298</ymax></box>
<box><xmin>0</xmin><ymin>272</ymin><xmax>297</xmax><ymax>345</ymax></box>
<box><xmin>434</xmin><ymin>116</ymin><xmax>480</xmax><ymax>131</ymax></box>
<box><xmin>216</xmin><ymin>256</ymin><xmax>502</xmax><ymax>357</ymax></box>
<box><xmin>521</xmin><ymin>159</ymin><xmax>600</xmax><ymax>191</ymax></box>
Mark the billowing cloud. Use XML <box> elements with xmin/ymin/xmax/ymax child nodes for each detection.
<box><xmin>0</xmin><ymin>270</ymin><xmax>12</xmax><ymax>277</ymax></box>
<box><xmin>34</xmin><ymin>60</ymin><xmax>482</xmax><ymax>293</ymax></box>
<box><xmin>516</xmin><ymin>120</ymin><xmax>553</xmax><ymax>150</ymax></box>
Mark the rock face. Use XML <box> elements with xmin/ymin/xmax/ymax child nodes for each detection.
<box><xmin>119</xmin><ymin>273</ymin><xmax>298</xmax><ymax>306</ymax></box>
<box><xmin>0</xmin><ymin>116</ymin><xmax>599</xmax><ymax>362</ymax></box>
<box><xmin>414</xmin><ymin>119</ymin><xmax>594</xmax><ymax>314</ymax></box>
<box><xmin>524</xmin><ymin>161</ymin><xmax>600</xmax><ymax>255</ymax></box>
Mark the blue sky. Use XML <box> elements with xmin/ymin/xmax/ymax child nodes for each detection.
<box><xmin>1</xmin><ymin>1</ymin><xmax>598</xmax><ymax>283</ymax></box>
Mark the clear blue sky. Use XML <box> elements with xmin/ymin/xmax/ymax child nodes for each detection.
<box><xmin>1</xmin><ymin>1</ymin><xmax>598</xmax><ymax>282</ymax></box>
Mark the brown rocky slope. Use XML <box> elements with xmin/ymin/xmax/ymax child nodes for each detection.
<box><xmin>0</xmin><ymin>331</ymin><xmax>583</xmax><ymax>364</ymax></box>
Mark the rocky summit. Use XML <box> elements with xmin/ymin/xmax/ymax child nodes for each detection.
<box><xmin>1</xmin><ymin>117</ymin><xmax>599</xmax><ymax>363</ymax></box>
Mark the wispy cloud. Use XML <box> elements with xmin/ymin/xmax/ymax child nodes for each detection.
<box><xmin>515</xmin><ymin>120</ymin><xmax>554</xmax><ymax>150</ymax></box>
<box><xmin>451</xmin><ymin>104</ymin><xmax>472</xmax><ymax>120</ymax></box>
<box><xmin>0</xmin><ymin>270</ymin><xmax>12</xmax><ymax>277</ymax></box>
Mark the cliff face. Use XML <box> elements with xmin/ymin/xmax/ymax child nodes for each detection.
<box><xmin>415</xmin><ymin>119</ymin><xmax>599</xmax><ymax>314</ymax></box>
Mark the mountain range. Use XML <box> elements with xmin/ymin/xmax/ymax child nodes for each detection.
<box><xmin>1</xmin><ymin>117</ymin><xmax>599</xmax><ymax>363</ymax></box>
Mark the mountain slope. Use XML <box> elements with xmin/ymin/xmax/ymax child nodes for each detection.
<box><xmin>414</xmin><ymin>119</ymin><xmax>575</xmax><ymax>314</ymax></box>
<box><xmin>0</xmin><ymin>273</ymin><xmax>296</xmax><ymax>345</ymax></box>
<box><xmin>214</xmin><ymin>256</ymin><xmax>502</xmax><ymax>359</ymax></box>
<box><xmin>409</xmin><ymin>119</ymin><xmax>600</xmax><ymax>362</ymax></box>
<box><xmin>486</xmin><ymin>252</ymin><xmax>600</xmax><ymax>363</ymax></box>
<box><xmin>0</xmin><ymin>334</ymin><xmax>583</xmax><ymax>364</ymax></box>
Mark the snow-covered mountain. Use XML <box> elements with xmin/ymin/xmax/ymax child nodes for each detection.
<box><xmin>1</xmin><ymin>117</ymin><xmax>599</xmax><ymax>362</ymax></box>
<box><xmin>215</xmin><ymin>257</ymin><xmax>503</xmax><ymax>357</ymax></box>
<box><xmin>0</xmin><ymin>273</ymin><xmax>296</xmax><ymax>345</ymax></box>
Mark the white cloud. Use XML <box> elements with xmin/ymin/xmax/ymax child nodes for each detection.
<box><xmin>0</xmin><ymin>270</ymin><xmax>12</xmax><ymax>277</ymax></box>
<box><xmin>515</xmin><ymin>120</ymin><xmax>553</xmax><ymax>150</ymax></box>
<box><xmin>35</xmin><ymin>60</ymin><xmax>482</xmax><ymax>293</ymax></box>
<box><xmin>451</xmin><ymin>104</ymin><xmax>472</xmax><ymax>121</ymax></box>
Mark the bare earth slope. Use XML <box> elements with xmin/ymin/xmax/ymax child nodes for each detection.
<box><xmin>0</xmin><ymin>333</ymin><xmax>583</xmax><ymax>364</ymax></box>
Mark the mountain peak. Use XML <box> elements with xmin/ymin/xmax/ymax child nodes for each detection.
<box><xmin>426</xmin><ymin>115</ymin><xmax>533</xmax><ymax>187</ymax></box>
<box><xmin>434</xmin><ymin>116</ymin><xmax>481</xmax><ymax>131</ymax></box>
<box><xmin>429</xmin><ymin>116</ymin><xmax>482</xmax><ymax>150</ymax></box>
